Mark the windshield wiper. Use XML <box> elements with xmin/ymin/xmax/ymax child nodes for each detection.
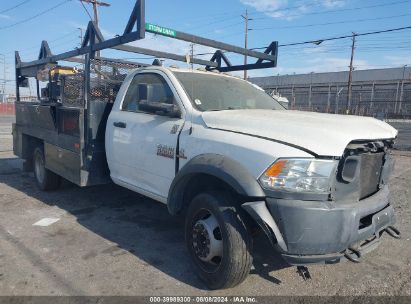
<box><xmin>205</xmin><ymin>107</ymin><xmax>238</xmax><ymax>111</ymax></box>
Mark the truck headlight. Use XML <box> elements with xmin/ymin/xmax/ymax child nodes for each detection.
<box><xmin>259</xmin><ymin>159</ymin><xmax>337</xmax><ymax>193</ymax></box>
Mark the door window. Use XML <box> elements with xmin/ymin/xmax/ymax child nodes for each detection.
<box><xmin>122</xmin><ymin>73</ymin><xmax>175</xmax><ymax>113</ymax></box>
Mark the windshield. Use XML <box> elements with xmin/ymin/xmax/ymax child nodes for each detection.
<box><xmin>173</xmin><ymin>71</ymin><xmax>285</xmax><ymax>111</ymax></box>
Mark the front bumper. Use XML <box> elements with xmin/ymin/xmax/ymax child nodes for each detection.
<box><xmin>243</xmin><ymin>186</ymin><xmax>397</xmax><ymax>265</ymax></box>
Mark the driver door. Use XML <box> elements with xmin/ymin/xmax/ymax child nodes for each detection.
<box><xmin>108</xmin><ymin>72</ymin><xmax>185</xmax><ymax>201</ymax></box>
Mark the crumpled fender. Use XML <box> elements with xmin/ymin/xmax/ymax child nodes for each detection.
<box><xmin>167</xmin><ymin>153</ymin><xmax>265</xmax><ymax>215</ymax></box>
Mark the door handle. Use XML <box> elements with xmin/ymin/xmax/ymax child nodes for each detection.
<box><xmin>113</xmin><ymin>121</ymin><xmax>127</xmax><ymax>128</ymax></box>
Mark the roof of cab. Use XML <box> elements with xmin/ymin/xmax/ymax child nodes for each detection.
<box><xmin>137</xmin><ymin>65</ymin><xmax>243</xmax><ymax>80</ymax></box>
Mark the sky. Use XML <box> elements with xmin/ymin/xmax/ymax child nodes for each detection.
<box><xmin>0</xmin><ymin>0</ymin><xmax>411</xmax><ymax>94</ymax></box>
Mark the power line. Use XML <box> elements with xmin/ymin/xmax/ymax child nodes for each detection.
<box><xmin>194</xmin><ymin>24</ymin><xmax>411</xmax><ymax>58</ymax></box>
<box><xmin>252</xmin><ymin>25</ymin><xmax>411</xmax><ymax>49</ymax></box>
<box><xmin>247</xmin><ymin>0</ymin><xmax>324</xmax><ymax>17</ymax></box>
<box><xmin>189</xmin><ymin>0</ymin><xmax>410</xmax><ymax>32</ymax></box>
<box><xmin>174</xmin><ymin>0</ymin><xmax>321</xmax><ymax>29</ymax></box>
<box><xmin>358</xmin><ymin>37</ymin><xmax>411</xmax><ymax>42</ymax></box>
<box><xmin>79</xmin><ymin>1</ymin><xmax>110</xmax><ymax>59</ymax></box>
<box><xmin>188</xmin><ymin>15</ymin><xmax>240</xmax><ymax>32</ymax></box>
<box><xmin>210</xmin><ymin>1</ymin><xmax>411</xmax><ymax>43</ymax></box>
<box><xmin>168</xmin><ymin>0</ymin><xmax>353</xmax><ymax>34</ymax></box>
<box><xmin>185</xmin><ymin>11</ymin><xmax>241</xmax><ymax>23</ymax></box>
<box><xmin>157</xmin><ymin>9</ymin><xmax>243</xmax><ymax>26</ymax></box>
<box><xmin>0</xmin><ymin>0</ymin><xmax>32</xmax><ymax>14</ymax></box>
<box><xmin>2</xmin><ymin>30</ymin><xmax>78</xmax><ymax>56</ymax></box>
<box><xmin>252</xmin><ymin>13</ymin><xmax>411</xmax><ymax>31</ymax></box>
<box><xmin>357</xmin><ymin>41</ymin><xmax>411</xmax><ymax>46</ymax></box>
<box><xmin>79</xmin><ymin>0</ymin><xmax>93</xmax><ymax>20</ymax></box>
<box><xmin>79</xmin><ymin>0</ymin><xmax>110</xmax><ymax>25</ymax></box>
<box><xmin>280</xmin><ymin>46</ymin><xmax>410</xmax><ymax>57</ymax></box>
<box><xmin>196</xmin><ymin>21</ymin><xmax>244</xmax><ymax>36</ymax></box>
<box><xmin>251</xmin><ymin>0</ymin><xmax>411</xmax><ymax>21</ymax></box>
<box><xmin>181</xmin><ymin>0</ymin><xmax>350</xmax><ymax>34</ymax></box>
<box><xmin>0</xmin><ymin>0</ymin><xmax>73</xmax><ymax>31</ymax></box>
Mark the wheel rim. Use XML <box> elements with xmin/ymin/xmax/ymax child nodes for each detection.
<box><xmin>191</xmin><ymin>209</ymin><xmax>223</xmax><ymax>273</ymax></box>
<box><xmin>34</xmin><ymin>152</ymin><xmax>45</xmax><ymax>184</ymax></box>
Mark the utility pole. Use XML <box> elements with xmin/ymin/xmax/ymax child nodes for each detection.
<box><xmin>346</xmin><ymin>32</ymin><xmax>356</xmax><ymax>114</ymax></box>
<box><xmin>402</xmin><ymin>64</ymin><xmax>408</xmax><ymax>80</ymax></box>
<box><xmin>190</xmin><ymin>43</ymin><xmax>194</xmax><ymax>71</ymax></box>
<box><xmin>77</xmin><ymin>28</ymin><xmax>85</xmax><ymax>70</ymax></box>
<box><xmin>80</xmin><ymin>0</ymin><xmax>110</xmax><ymax>26</ymax></box>
<box><xmin>77</xmin><ymin>27</ymin><xmax>83</xmax><ymax>47</ymax></box>
<box><xmin>80</xmin><ymin>0</ymin><xmax>110</xmax><ymax>58</ymax></box>
<box><xmin>241</xmin><ymin>9</ymin><xmax>252</xmax><ymax>80</ymax></box>
<box><xmin>399</xmin><ymin>64</ymin><xmax>408</xmax><ymax>114</ymax></box>
<box><xmin>0</xmin><ymin>54</ymin><xmax>5</xmax><ymax>101</ymax></box>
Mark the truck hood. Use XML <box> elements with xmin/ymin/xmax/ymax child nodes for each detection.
<box><xmin>201</xmin><ymin>109</ymin><xmax>398</xmax><ymax>156</ymax></box>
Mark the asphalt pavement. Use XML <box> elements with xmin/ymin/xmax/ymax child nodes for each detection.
<box><xmin>0</xmin><ymin>116</ymin><xmax>410</xmax><ymax>296</ymax></box>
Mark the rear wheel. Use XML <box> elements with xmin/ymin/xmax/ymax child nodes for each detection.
<box><xmin>33</xmin><ymin>146</ymin><xmax>61</xmax><ymax>191</ymax></box>
<box><xmin>185</xmin><ymin>191</ymin><xmax>253</xmax><ymax>289</ymax></box>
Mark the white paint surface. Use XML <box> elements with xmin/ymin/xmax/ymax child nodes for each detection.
<box><xmin>33</xmin><ymin>218</ymin><xmax>60</xmax><ymax>227</ymax></box>
<box><xmin>202</xmin><ymin>109</ymin><xmax>398</xmax><ymax>156</ymax></box>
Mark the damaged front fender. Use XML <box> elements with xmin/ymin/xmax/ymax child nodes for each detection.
<box><xmin>242</xmin><ymin>201</ymin><xmax>288</xmax><ymax>252</ymax></box>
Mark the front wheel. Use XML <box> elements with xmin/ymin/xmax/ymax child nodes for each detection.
<box><xmin>185</xmin><ymin>191</ymin><xmax>253</xmax><ymax>289</ymax></box>
<box><xmin>33</xmin><ymin>146</ymin><xmax>61</xmax><ymax>191</ymax></box>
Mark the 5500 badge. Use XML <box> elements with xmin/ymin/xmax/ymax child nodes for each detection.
<box><xmin>157</xmin><ymin>144</ymin><xmax>187</xmax><ymax>160</ymax></box>
<box><xmin>157</xmin><ymin>144</ymin><xmax>175</xmax><ymax>159</ymax></box>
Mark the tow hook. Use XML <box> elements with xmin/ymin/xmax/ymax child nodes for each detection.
<box><xmin>344</xmin><ymin>247</ymin><xmax>361</xmax><ymax>263</ymax></box>
<box><xmin>297</xmin><ymin>266</ymin><xmax>311</xmax><ymax>281</ymax></box>
<box><xmin>385</xmin><ymin>226</ymin><xmax>401</xmax><ymax>239</ymax></box>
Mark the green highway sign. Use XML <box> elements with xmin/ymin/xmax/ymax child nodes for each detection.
<box><xmin>145</xmin><ymin>23</ymin><xmax>177</xmax><ymax>37</ymax></box>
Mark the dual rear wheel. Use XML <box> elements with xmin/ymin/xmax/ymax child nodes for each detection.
<box><xmin>33</xmin><ymin>146</ymin><xmax>61</xmax><ymax>191</ymax></box>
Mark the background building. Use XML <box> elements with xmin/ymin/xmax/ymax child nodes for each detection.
<box><xmin>251</xmin><ymin>67</ymin><xmax>411</xmax><ymax>119</ymax></box>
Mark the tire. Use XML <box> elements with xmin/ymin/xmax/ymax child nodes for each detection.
<box><xmin>33</xmin><ymin>146</ymin><xmax>61</xmax><ymax>191</ymax></box>
<box><xmin>185</xmin><ymin>191</ymin><xmax>253</xmax><ymax>289</ymax></box>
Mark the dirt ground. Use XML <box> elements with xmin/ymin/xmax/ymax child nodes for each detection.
<box><xmin>0</xmin><ymin>115</ymin><xmax>410</xmax><ymax>296</ymax></box>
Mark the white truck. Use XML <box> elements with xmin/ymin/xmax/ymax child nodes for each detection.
<box><xmin>13</xmin><ymin>3</ymin><xmax>401</xmax><ymax>289</ymax></box>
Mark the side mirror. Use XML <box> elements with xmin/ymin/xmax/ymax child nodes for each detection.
<box><xmin>166</xmin><ymin>104</ymin><xmax>182</xmax><ymax>118</ymax></box>
<box><xmin>139</xmin><ymin>100</ymin><xmax>181</xmax><ymax>118</ymax></box>
<box><xmin>138</xmin><ymin>83</ymin><xmax>181</xmax><ymax>118</ymax></box>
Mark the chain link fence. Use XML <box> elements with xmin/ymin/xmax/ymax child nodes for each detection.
<box><xmin>267</xmin><ymin>80</ymin><xmax>411</xmax><ymax>119</ymax></box>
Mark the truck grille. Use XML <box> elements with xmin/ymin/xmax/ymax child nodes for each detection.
<box><xmin>359</xmin><ymin>152</ymin><xmax>384</xmax><ymax>199</ymax></box>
